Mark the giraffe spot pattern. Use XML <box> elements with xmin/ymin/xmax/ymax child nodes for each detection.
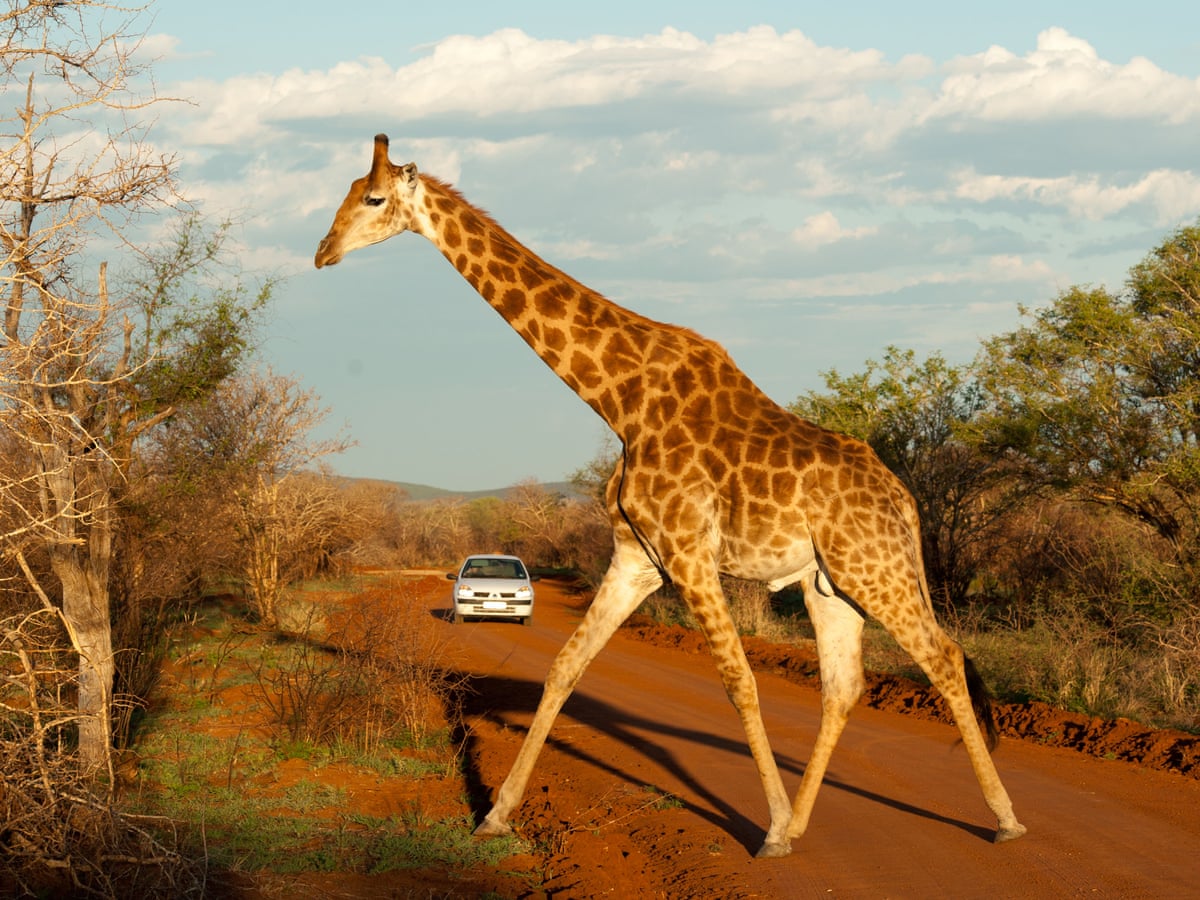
<box><xmin>402</xmin><ymin>183</ymin><xmax>988</xmax><ymax>795</ymax></box>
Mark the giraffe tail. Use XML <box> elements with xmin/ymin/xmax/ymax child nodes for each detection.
<box><xmin>963</xmin><ymin>653</ymin><xmax>1000</xmax><ymax>751</ymax></box>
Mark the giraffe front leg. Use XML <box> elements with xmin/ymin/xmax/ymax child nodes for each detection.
<box><xmin>676</xmin><ymin>573</ymin><xmax>793</xmax><ymax>858</ymax></box>
<box><xmin>473</xmin><ymin>642</ymin><xmax>588</xmax><ymax>838</ymax></box>
<box><xmin>474</xmin><ymin>549</ymin><xmax>661</xmax><ymax>839</ymax></box>
<box><xmin>716</xmin><ymin>641</ymin><xmax>793</xmax><ymax>858</ymax></box>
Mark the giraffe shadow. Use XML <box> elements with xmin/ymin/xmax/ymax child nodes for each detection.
<box><xmin>455</xmin><ymin>672</ymin><xmax>992</xmax><ymax>855</ymax></box>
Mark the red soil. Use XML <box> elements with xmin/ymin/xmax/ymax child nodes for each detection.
<box><xmin>211</xmin><ymin>574</ymin><xmax>1200</xmax><ymax>898</ymax></box>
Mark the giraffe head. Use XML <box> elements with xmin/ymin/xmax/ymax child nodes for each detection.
<box><xmin>314</xmin><ymin>134</ymin><xmax>420</xmax><ymax>268</ymax></box>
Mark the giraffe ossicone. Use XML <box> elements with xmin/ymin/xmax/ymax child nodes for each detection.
<box><xmin>315</xmin><ymin>134</ymin><xmax>1026</xmax><ymax>858</ymax></box>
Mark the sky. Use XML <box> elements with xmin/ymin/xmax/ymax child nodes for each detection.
<box><xmin>140</xmin><ymin>1</ymin><xmax>1200</xmax><ymax>491</ymax></box>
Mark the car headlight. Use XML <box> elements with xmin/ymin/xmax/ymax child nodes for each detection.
<box><xmin>515</xmin><ymin>585</ymin><xmax>532</xmax><ymax>600</ymax></box>
<box><xmin>457</xmin><ymin>584</ymin><xmax>475</xmax><ymax>598</ymax></box>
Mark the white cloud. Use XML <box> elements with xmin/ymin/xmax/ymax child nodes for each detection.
<box><xmin>134</xmin><ymin>32</ymin><xmax>184</xmax><ymax>63</ymax></box>
<box><xmin>791</xmin><ymin>211</ymin><xmax>878</xmax><ymax>248</ymax></box>
<box><xmin>929</xmin><ymin>27</ymin><xmax>1200</xmax><ymax>124</ymax></box>
<box><xmin>143</xmin><ymin>23</ymin><xmax>1200</xmax><ymax>419</ymax></box>
<box><xmin>738</xmin><ymin>250</ymin><xmax>1056</xmax><ymax>302</ymax></box>
<box><xmin>157</xmin><ymin>26</ymin><xmax>937</xmax><ymax>147</ymax></box>
<box><xmin>953</xmin><ymin>167</ymin><xmax>1200</xmax><ymax>223</ymax></box>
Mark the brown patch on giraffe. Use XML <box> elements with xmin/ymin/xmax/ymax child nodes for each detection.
<box><xmin>637</xmin><ymin>435</ymin><xmax>662</xmax><ymax>469</ymax></box>
<box><xmin>701</xmin><ymin>446</ymin><xmax>730</xmax><ymax>483</ymax></box>
<box><xmin>597</xmin><ymin>389</ymin><xmax>621</xmax><ymax>425</ymax></box>
<box><xmin>743</xmin><ymin>435</ymin><xmax>771</xmax><ymax>467</ymax></box>
<box><xmin>568</xmin><ymin>351</ymin><xmax>605</xmax><ymax>391</ymax></box>
<box><xmin>497</xmin><ymin>288</ymin><xmax>527</xmax><ymax>319</ymax></box>
<box><xmin>492</xmin><ymin>238</ymin><xmax>521</xmax><ymax>264</ymax></box>
<box><xmin>604</xmin><ymin>331</ymin><xmax>644</xmax><ymax>374</ymax></box>
<box><xmin>771</xmin><ymin>470</ymin><xmax>798</xmax><ymax>499</ymax></box>
<box><xmin>543</xmin><ymin>326</ymin><xmax>568</xmax><ymax>354</ymax></box>
<box><xmin>738</xmin><ymin>466</ymin><xmax>770</xmax><ymax>498</ymax></box>
<box><xmin>487</xmin><ymin>260</ymin><xmax>516</xmax><ymax>282</ymax></box>
<box><xmin>694</xmin><ymin>361</ymin><xmax>719</xmax><ymax>393</ymax></box>
<box><xmin>535</xmin><ymin>287</ymin><xmax>569</xmax><ymax>320</ymax></box>
<box><xmin>443</xmin><ymin>218</ymin><xmax>462</xmax><ymax>249</ymax></box>
<box><xmin>571</xmin><ymin>324</ymin><xmax>606</xmax><ymax>350</ymax></box>
<box><xmin>460</xmin><ymin>211</ymin><xmax>485</xmax><ymax>235</ymax></box>
<box><xmin>619</xmin><ymin>379</ymin><xmax>648</xmax><ymax>424</ymax></box>
<box><xmin>670</xmin><ymin>367</ymin><xmax>698</xmax><ymax>400</ymax></box>
<box><xmin>519</xmin><ymin>264</ymin><xmax>546</xmax><ymax>289</ymax></box>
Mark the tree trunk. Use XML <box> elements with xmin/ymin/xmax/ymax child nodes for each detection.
<box><xmin>44</xmin><ymin>452</ymin><xmax>117</xmax><ymax>769</ymax></box>
<box><xmin>49</xmin><ymin>547</ymin><xmax>113</xmax><ymax>769</ymax></box>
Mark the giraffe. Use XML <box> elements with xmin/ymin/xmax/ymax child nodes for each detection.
<box><xmin>314</xmin><ymin>134</ymin><xmax>1026</xmax><ymax>858</ymax></box>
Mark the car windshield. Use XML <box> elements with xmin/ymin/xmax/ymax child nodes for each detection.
<box><xmin>463</xmin><ymin>559</ymin><xmax>526</xmax><ymax>579</ymax></box>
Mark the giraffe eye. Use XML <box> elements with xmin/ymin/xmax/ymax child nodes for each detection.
<box><xmin>364</xmin><ymin>195</ymin><xmax>385</xmax><ymax>207</ymax></box>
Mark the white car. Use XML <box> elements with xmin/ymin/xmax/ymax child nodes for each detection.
<box><xmin>447</xmin><ymin>554</ymin><xmax>538</xmax><ymax>625</ymax></box>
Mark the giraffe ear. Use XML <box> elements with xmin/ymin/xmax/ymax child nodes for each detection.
<box><xmin>400</xmin><ymin>162</ymin><xmax>419</xmax><ymax>191</ymax></box>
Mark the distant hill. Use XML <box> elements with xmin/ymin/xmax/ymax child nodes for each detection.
<box><xmin>352</xmin><ymin>478</ymin><xmax>588</xmax><ymax>502</ymax></box>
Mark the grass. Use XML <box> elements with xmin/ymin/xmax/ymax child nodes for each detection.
<box><xmin>124</xmin><ymin>580</ymin><xmax>532</xmax><ymax>887</ymax></box>
<box><xmin>352</xmin><ymin>812</ymin><xmax>526</xmax><ymax>873</ymax></box>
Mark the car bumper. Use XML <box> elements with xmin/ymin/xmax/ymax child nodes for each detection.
<box><xmin>454</xmin><ymin>599</ymin><xmax>533</xmax><ymax>618</ymax></box>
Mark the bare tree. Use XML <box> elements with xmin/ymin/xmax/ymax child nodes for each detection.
<box><xmin>166</xmin><ymin>369</ymin><xmax>351</xmax><ymax>625</ymax></box>
<box><xmin>0</xmin><ymin>3</ymin><xmax>266</xmax><ymax>767</ymax></box>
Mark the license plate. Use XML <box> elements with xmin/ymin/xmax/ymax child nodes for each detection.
<box><xmin>482</xmin><ymin>601</ymin><xmax>507</xmax><ymax>610</ymax></box>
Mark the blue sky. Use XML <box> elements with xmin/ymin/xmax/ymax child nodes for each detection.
<box><xmin>144</xmin><ymin>2</ymin><xmax>1200</xmax><ymax>490</ymax></box>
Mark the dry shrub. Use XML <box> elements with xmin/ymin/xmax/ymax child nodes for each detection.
<box><xmin>725</xmin><ymin>577</ymin><xmax>793</xmax><ymax>641</ymax></box>
<box><xmin>253</xmin><ymin>578</ymin><xmax>467</xmax><ymax>751</ymax></box>
<box><xmin>634</xmin><ymin>577</ymin><xmax>791</xmax><ymax>642</ymax></box>
<box><xmin>1151</xmin><ymin>608</ymin><xmax>1200</xmax><ymax>728</ymax></box>
<box><xmin>1</xmin><ymin>609</ymin><xmax>197</xmax><ymax>898</ymax></box>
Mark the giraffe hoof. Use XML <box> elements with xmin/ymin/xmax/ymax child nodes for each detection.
<box><xmin>994</xmin><ymin>822</ymin><xmax>1027</xmax><ymax>843</ymax></box>
<box><xmin>754</xmin><ymin>840</ymin><xmax>792</xmax><ymax>859</ymax></box>
<box><xmin>473</xmin><ymin>817</ymin><xmax>513</xmax><ymax>839</ymax></box>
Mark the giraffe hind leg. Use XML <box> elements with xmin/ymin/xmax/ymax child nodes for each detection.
<box><xmin>894</xmin><ymin>621</ymin><xmax>1026</xmax><ymax>842</ymax></box>
<box><xmin>787</xmin><ymin>586</ymin><xmax>865</xmax><ymax>840</ymax></box>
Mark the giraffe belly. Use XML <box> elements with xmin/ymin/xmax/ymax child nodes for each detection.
<box><xmin>721</xmin><ymin>540</ymin><xmax>820</xmax><ymax>593</ymax></box>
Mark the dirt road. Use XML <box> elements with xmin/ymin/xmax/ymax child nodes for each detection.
<box><xmin>443</xmin><ymin>576</ymin><xmax>1200</xmax><ymax>898</ymax></box>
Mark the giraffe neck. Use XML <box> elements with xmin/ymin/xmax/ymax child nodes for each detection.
<box><xmin>413</xmin><ymin>175</ymin><xmax>654</xmax><ymax>435</ymax></box>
